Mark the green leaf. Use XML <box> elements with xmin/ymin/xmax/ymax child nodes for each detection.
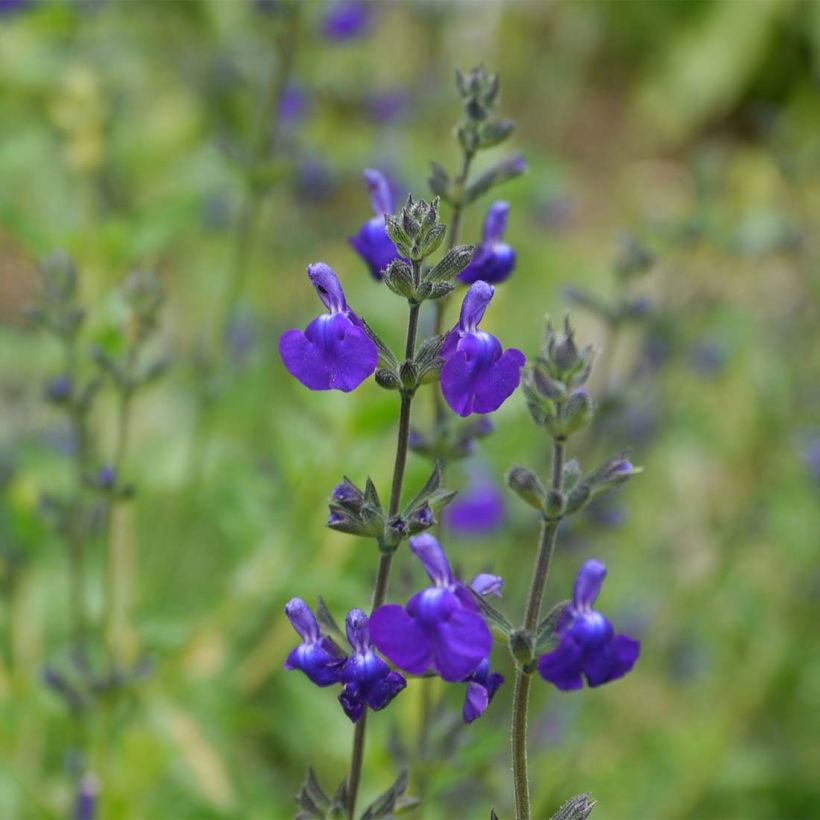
<box><xmin>471</xmin><ymin>589</ymin><xmax>514</xmax><ymax>637</ymax></box>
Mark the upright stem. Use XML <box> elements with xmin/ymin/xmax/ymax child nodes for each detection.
<box><xmin>346</xmin><ymin>290</ymin><xmax>420</xmax><ymax>820</ymax></box>
<box><xmin>511</xmin><ymin>438</ymin><xmax>565</xmax><ymax>820</ymax></box>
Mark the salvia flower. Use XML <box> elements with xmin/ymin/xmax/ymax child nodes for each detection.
<box><xmin>322</xmin><ymin>0</ymin><xmax>373</xmax><ymax>41</ymax></box>
<box><xmin>440</xmin><ymin>281</ymin><xmax>526</xmax><ymax>417</ymax></box>
<box><xmin>445</xmin><ymin>472</ymin><xmax>506</xmax><ymax>536</ymax></box>
<box><xmin>538</xmin><ymin>560</ymin><xmax>640</xmax><ymax>691</ymax></box>
<box><xmin>338</xmin><ymin>609</ymin><xmax>406</xmax><ymax>722</ymax></box>
<box><xmin>458</xmin><ymin>201</ymin><xmax>516</xmax><ymax>284</ymax></box>
<box><xmin>370</xmin><ymin>534</ymin><xmax>493</xmax><ymax>682</ymax></box>
<box><xmin>279</xmin><ymin>263</ymin><xmax>378</xmax><ymax>392</ymax></box>
<box><xmin>283</xmin><ymin>597</ymin><xmax>345</xmax><ymax>686</ymax></box>
<box><xmin>348</xmin><ymin>169</ymin><xmax>404</xmax><ymax>279</ymax></box>
<box><xmin>462</xmin><ymin>658</ymin><xmax>504</xmax><ymax>724</ymax></box>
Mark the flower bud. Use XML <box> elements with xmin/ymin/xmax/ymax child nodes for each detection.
<box><xmin>383</xmin><ymin>259</ymin><xmax>416</xmax><ymax>300</ymax></box>
<box><xmin>407</xmin><ymin>503</ymin><xmax>435</xmax><ymax>534</ymax></box>
<box><xmin>509</xmin><ymin>628</ymin><xmax>534</xmax><ymax>667</ymax></box>
<box><xmin>399</xmin><ymin>360</ymin><xmax>419</xmax><ymax>391</ymax></box>
<box><xmin>563</xmin><ymin>389</ymin><xmax>595</xmax><ymax>435</ymax></box>
<box><xmin>506</xmin><ymin>465</ymin><xmax>546</xmax><ymax>513</ymax></box>
<box><xmin>375</xmin><ymin>368</ymin><xmax>401</xmax><ymax>390</ymax></box>
<box><xmin>544</xmin><ymin>490</ymin><xmax>565</xmax><ymax>519</ymax></box>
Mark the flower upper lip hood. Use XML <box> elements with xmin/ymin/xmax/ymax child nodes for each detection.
<box><xmin>348</xmin><ymin>169</ymin><xmax>405</xmax><ymax>280</ymax></box>
<box><xmin>439</xmin><ymin>281</ymin><xmax>526</xmax><ymax>417</ymax></box>
<box><xmin>458</xmin><ymin>201</ymin><xmax>516</xmax><ymax>285</ymax></box>
<box><xmin>369</xmin><ymin>534</ymin><xmax>495</xmax><ymax>682</ymax></box>
<box><xmin>278</xmin><ymin>263</ymin><xmax>378</xmax><ymax>392</ymax></box>
<box><xmin>537</xmin><ymin>559</ymin><xmax>640</xmax><ymax>691</ymax></box>
<box><xmin>283</xmin><ymin>597</ymin><xmax>345</xmax><ymax>687</ymax></box>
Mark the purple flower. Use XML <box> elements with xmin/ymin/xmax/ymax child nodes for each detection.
<box><xmin>538</xmin><ymin>560</ymin><xmax>640</xmax><ymax>691</ymax></box>
<box><xmin>73</xmin><ymin>773</ymin><xmax>99</xmax><ymax>820</ymax></box>
<box><xmin>278</xmin><ymin>263</ymin><xmax>378</xmax><ymax>392</ymax></box>
<box><xmin>283</xmin><ymin>597</ymin><xmax>345</xmax><ymax>686</ymax></box>
<box><xmin>439</xmin><ymin>282</ymin><xmax>526</xmax><ymax>417</ymax></box>
<box><xmin>458</xmin><ymin>202</ymin><xmax>516</xmax><ymax>284</ymax></box>
<box><xmin>46</xmin><ymin>374</ymin><xmax>73</xmax><ymax>403</ymax></box>
<box><xmin>348</xmin><ymin>169</ymin><xmax>404</xmax><ymax>280</ymax></box>
<box><xmin>279</xmin><ymin>84</ymin><xmax>309</xmax><ymax>126</ymax></box>
<box><xmin>445</xmin><ymin>473</ymin><xmax>506</xmax><ymax>535</ymax></box>
<box><xmin>367</xmin><ymin>90</ymin><xmax>409</xmax><ymax>126</ymax></box>
<box><xmin>322</xmin><ymin>0</ymin><xmax>373</xmax><ymax>41</ymax></box>
<box><xmin>97</xmin><ymin>465</ymin><xmax>116</xmax><ymax>490</ymax></box>
<box><xmin>462</xmin><ymin>658</ymin><xmax>504</xmax><ymax>724</ymax></box>
<box><xmin>338</xmin><ymin>609</ymin><xmax>406</xmax><ymax>722</ymax></box>
<box><xmin>470</xmin><ymin>573</ymin><xmax>503</xmax><ymax>597</ymax></box>
<box><xmin>370</xmin><ymin>534</ymin><xmax>493</xmax><ymax>682</ymax></box>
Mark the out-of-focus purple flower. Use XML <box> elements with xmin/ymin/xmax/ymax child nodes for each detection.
<box><xmin>348</xmin><ymin>169</ymin><xmax>404</xmax><ymax>279</ymax></box>
<box><xmin>73</xmin><ymin>773</ymin><xmax>99</xmax><ymax>820</ymax></box>
<box><xmin>322</xmin><ymin>0</ymin><xmax>373</xmax><ymax>41</ymax></box>
<box><xmin>458</xmin><ymin>202</ymin><xmax>516</xmax><ymax>284</ymax></box>
<box><xmin>279</xmin><ymin>84</ymin><xmax>309</xmax><ymax>126</ymax></box>
<box><xmin>439</xmin><ymin>281</ymin><xmax>525</xmax><ymax>417</ymax></box>
<box><xmin>278</xmin><ymin>263</ymin><xmax>378</xmax><ymax>392</ymax></box>
<box><xmin>46</xmin><ymin>374</ymin><xmax>73</xmax><ymax>404</ymax></box>
<box><xmin>224</xmin><ymin>309</ymin><xmax>257</xmax><ymax>364</ymax></box>
<box><xmin>689</xmin><ymin>340</ymin><xmax>728</xmax><ymax>377</ymax></box>
<box><xmin>538</xmin><ymin>560</ymin><xmax>640</xmax><ymax>691</ymax></box>
<box><xmin>283</xmin><ymin>597</ymin><xmax>345</xmax><ymax>686</ymax></box>
<box><xmin>292</xmin><ymin>158</ymin><xmax>335</xmax><ymax>203</ymax></box>
<box><xmin>462</xmin><ymin>658</ymin><xmax>504</xmax><ymax>724</ymax></box>
<box><xmin>800</xmin><ymin>437</ymin><xmax>820</xmax><ymax>483</ymax></box>
<box><xmin>445</xmin><ymin>473</ymin><xmax>506</xmax><ymax>535</ymax></box>
<box><xmin>97</xmin><ymin>465</ymin><xmax>116</xmax><ymax>490</ymax></box>
<box><xmin>370</xmin><ymin>534</ymin><xmax>493</xmax><ymax>682</ymax></box>
<box><xmin>367</xmin><ymin>90</ymin><xmax>409</xmax><ymax>126</ymax></box>
<box><xmin>338</xmin><ymin>609</ymin><xmax>406</xmax><ymax>722</ymax></box>
<box><xmin>0</xmin><ymin>0</ymin><xmax>28</xmax><ymax>15</ymax></box>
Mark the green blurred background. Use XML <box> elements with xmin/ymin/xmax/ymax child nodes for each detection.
<box><xmin>1</xmin><ymin>1</ymin><xmax>819</xmax><ymax>818</ymax></box>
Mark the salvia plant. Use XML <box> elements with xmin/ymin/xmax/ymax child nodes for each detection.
<box><xmin>279</xmin><ymin>67</ymin><xmax>641</xmax><ymax>820</ymax></box>
<box><xmin>30</xmin><ymin>254</ymin><xmax>165</xmax><ymax>819</ymax></box>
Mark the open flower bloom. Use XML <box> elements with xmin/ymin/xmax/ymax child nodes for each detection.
<box><xmin>370</xmin><ymin>534</ymin><xmax>493</xmax><ymax>682</ymax></box>
<box><xmin>322</xmin><ymin>0</ymin><xmax>373</xmax><ymax>41</ymax></box>
<box><xmin>440</xmin><ymin>281</ymin><xmax>526</xmax><ymax>417</ymax></box>
<box><xmin>462</xmin><ymin>658</ymin><xmax>504</xmax><ymax>724</ymax></box>
<box><xmin>458</xmin><ymin>201</ymin><xmax>516</xmax><ymax>284</ymax></box>
<box><xmin>283</xmin><ymin>597</ymin><xmax>345</xmax><ymax>686</ymax></box>
<box><xmin>278</xmin><ymin>263</ymin><xmax>378</xmax><ymax>392</ymax></box>
<box><xmin>538</xmin><ymin>560</ymin><xmax>640</xmax><ymax>691</ymax></box>
<box><xmin>338</xmin><ymin>609</ymin><xmax>406</xmax><ymax>723</ymax></box>
<box><xmin>445</xmin><ymin>471</ymin><xmax>506</xmax><ymax>536</ymax></box>
<box><xmin>348</xmin><ymin>169</ymin><xmax>404</xmax><ymax>279</ymax></box>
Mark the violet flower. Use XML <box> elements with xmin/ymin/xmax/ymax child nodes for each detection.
<box><xmin>322</xmin><ymin>0</ymin><xmax>373</xmax><ymax>41</ymax></box>
<box><xmin>538</xmin><ymin>560</ymin><xmax>640</xmax><ymax>691</ymax></box>
<box><xmin>445</xmin><ymin>473</ymin><xmax>506</xmax><ymax>535</ymax></box>
<box><xmin>338</xmin><ymin>609</ymin><xmax>406</xmax><ymax>723</ymax></box>
<box><xmin>440</xmin><ymin>281</ymin><xmax>526</xmax><ymax>417</ymax></box>
<box><xmin>283</xmin><ymin>597</ymin><xmax>345</xmax><ymax>686</ymax></box>
<box><xmin>462</xmin><ymin>658</ymin><xmax>504</xmax><ymax>724</ymax></box>
<box><xmin>458</xmin><ymin>201</ymin><xmax>516</xmax><ymax>284</ymax></box>
<box><xmin>370</xmin><ymin>534</ymin><xmax>493</xmax><ymax>682</ymax></box>
<box><xmin>348</xmin><ymin>169</ymin><xmax>404</xmax><ymax>279</ymax></box>
<box><xmin>278</xmin><ymin>263</ymin><xmax>378</xmax><ymax>392</ymax></box>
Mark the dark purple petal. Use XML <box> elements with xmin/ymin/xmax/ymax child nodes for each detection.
<box><xmin>432</xmin><ymin>609</ymin><xmax>492</xmax><ymax>682</ymax></box>
<box><xmin>370</xmin><ymin>604</ymin><xmax>431</xmax><ymax>675</ymax></box>
<box><xmin>367</xmin><ymin>669</ymin><xmax>406</xmax><ymax>711</ymax></box>
<box><xmin>458</xmin><ymin>281</ymin><xmax>494</xmax><ymax>332</ymax></box>
<box><xmin>363</xmin><ymin>168</ymin><xmax>393</xmax><ymax>215</ymax></box>
<box><xmin>470</xmin><ymin>573</ymin><xmax>504</xmax><ymax>597</ymax></box>
<box><xmin>409</xmin><ymin>534</ymin><xmax>452</xmax><ymax>586</ymax></box>
<box><xmin>463</xmin><ymin>680</ymin><xmax>489</xmax><ymax>724</ymax></box>
<box><xmin>284</xmin><ymin>597</ymin><xmax>320</xmax><ymax>643</ymax></box>
<box><xmin>584</xmin><ymin>634</ymin><xmax>640</xmax><ymax>687</ymax></box>
<box><xmin>307</xmin><ymin>262</ymin><xmax>346</xmax><ymax>313</ymax></box>
<box><xmin>537</xmin><ymin>635</ymin><xmax>585</xmax><ymax>691</ymax></box>
<box><xmin>458</xmin><ymin>244</ymin><xmax>516</xmax><ymax>285</ymax></box>
<box><xmin>484</xmin><ymin>201</ymin><xmax>510</xmax><ymax>243</ymax></box>
<box><xmin>285</xmin><ymin>636</ymin><xmax>345</xmax><ymax>686</ymax></box>
<box><xmin>573</xmin><ymin>559</ymin><xmax>607</xmax><ymax>610</ymax></box>
<box><xmin>339</xmin><ymin>682</ymin><xmax>366</xmax><ymax>722</ymax></box>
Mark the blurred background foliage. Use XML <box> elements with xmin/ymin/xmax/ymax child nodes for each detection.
<box><xmin>0</xmin><ymin>1</ymin><xmax>819</xmax><ymax>818</ymax></box>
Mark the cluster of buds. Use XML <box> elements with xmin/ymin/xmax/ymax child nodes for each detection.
<box><xmin>522</xmin><ymin>317</ymin><xmax>595</xmax><ymax>441</ymax></box>
<box><xmin>382</xmin><ymin>243</ymin><xmax>475</xmax><ymax>306</ymax></box>
<box><xmin>27</xmin><ymin>251</ymin><xmax>84</xmax><ymax>340</ymax></box>
<box><xmin>384</xmin><ymin>195</ymin><xmax>447</xmax><ymax>263</ymax></box>
<box><xmin>326</xmin><ymin>464</ymin><xmax>456</xmax><ymax>552</ymax></box>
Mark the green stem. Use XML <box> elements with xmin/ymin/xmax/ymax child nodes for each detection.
<box><xmin>346</xmin><ymin>294</ymin><xmax>420</xmax><ymax>820</ymax></box>
<box><xmin>511</xmin><ymin>439</ymin><xmax>565</xmax><ymax>820</ymax></box>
